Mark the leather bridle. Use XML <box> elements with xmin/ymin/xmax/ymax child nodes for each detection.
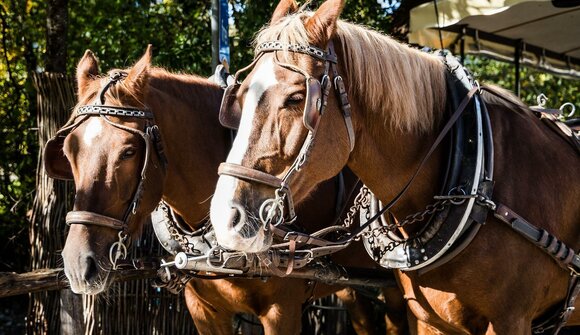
<box><xmin>218</xmin><ymin>41</ymin><xmax>355</xmax><ymax>231</ymax></box>
<box><xmin>46</xmin><ymin>71</ymin><xmax>167</xmax><ymax>269</ymax></box>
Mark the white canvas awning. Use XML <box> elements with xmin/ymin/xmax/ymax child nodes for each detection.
<box><xmin>409</xmin><ymin>0</ymin><xmax>580</xmax><ymax>79</ymax></box>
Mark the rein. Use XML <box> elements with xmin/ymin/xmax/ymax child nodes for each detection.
<box><xmin>50</xmin><ymin>71</ymin><xmax>168</xmax><ymax>270</ymax></box>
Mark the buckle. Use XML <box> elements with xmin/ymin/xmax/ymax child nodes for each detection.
<box><xmin>284</xmin><ymin>231</ymin><xmax>300</xmax><ymax>241</ymax></box>
<box><xmin>283</xmin><ymin>231</ymin><xmax>310</xmax><ymax>244</ymax></box>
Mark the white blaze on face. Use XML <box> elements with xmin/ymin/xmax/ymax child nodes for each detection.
<box><xmin>211</xmin><ymin>56</ymin><xmax>278</xmax><ymax>250</ymax></box>
<box><xmin>83</xmin><ymin>117</ymin><xmax>104</xmax><ymax>146</ymax></box>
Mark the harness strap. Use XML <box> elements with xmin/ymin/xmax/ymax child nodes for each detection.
<box><xmin>493</xmin><ymin>203</ymin><xmax>580</xmax><ymax>272</ymax></box>
<box><xmin>328</xmin><ymin>43</ymin><xmax>355</xmax><ymax>152</ymax></box>
<box><xmin>555</xmin><ymin>275</ymin><xmax>580</xmax><ymax>334</ymax></box>
<box><xmin>256</xmin><ymin>41</ymin><xmax>338</xmax><ymax>63</ymax></box>
<box><xmin>66</xmin><ymin>211</ymin><xmax>126</xmax><ymax>230</ymax></box>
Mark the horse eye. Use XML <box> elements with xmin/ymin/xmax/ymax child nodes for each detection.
<box><xmin>120</xmin><ymin>148</ymin><xmax>136</xmax><ymax>160</ymax></box>
<box><xmin>285</xmin><ymin>94</ymin><xmax>304</xmax><ymax>107</ymax></box>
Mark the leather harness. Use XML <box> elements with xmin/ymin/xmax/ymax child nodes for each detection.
<box><xmin>45</xmin><ymin>71</ymin><xmax>168</xmax><ymax>269</ymax></box>
<box><xmin>216</xmin><ymin>41</ymin><xmax>579</xmax><ymax>333</ymax></box>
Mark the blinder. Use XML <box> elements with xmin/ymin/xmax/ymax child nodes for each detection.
<box><xmin>44</xmin><ymin>135</ymin><xmax>73</xmax><ymax>180</ymax></box>
<box><xmin>303</xmin><ymin>77</ymin><xmax>324</xmax><ymax>132</ymax></box>
<box><xmin>219</xmin><ymin>83</ymin><xmax>242</xmax><ymax>130</ymax></box>
<box><xmin>219</xmin><ymin>74</ymin><xmax>326</xmax><ymax>132</ymax></box>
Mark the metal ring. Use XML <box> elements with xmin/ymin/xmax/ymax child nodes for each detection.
<box><xmin>560</xmin><ymin>102</ymin><xmax>576</xmax><ymax>118</ymax></box>
<box><xmin>259</xmin><ymin>198</ymin><xmax>284</xmax><ymax>228</ymax></box>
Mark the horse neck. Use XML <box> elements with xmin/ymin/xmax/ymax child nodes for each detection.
<box><xmin>331</xmin><ymin>33</ymin><xmax>447</xmax><ymax>222</ymax></box>
<box><xmin>146</xmin><ymin>72</ymin><xmax>229</xmax><ymax>229</ymax></box>
<box><xmin>348</xmin><ymin>126</ymin><xmax>445</xmax><ymax>222</ymax></box>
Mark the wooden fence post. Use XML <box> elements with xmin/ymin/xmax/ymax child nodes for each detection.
<box><xmin>28</xmin><ymin>72</ymin><xmax>81</xmax><ymax>334</ymax></box>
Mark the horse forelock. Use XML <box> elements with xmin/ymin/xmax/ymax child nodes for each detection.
<box><xmin>254</xmin><ymin>10</ymin><xmax>447</xmax><ymax>134</ymax></box>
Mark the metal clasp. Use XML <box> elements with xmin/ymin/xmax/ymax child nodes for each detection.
<box><xmin>109</xmin><ymin>231</ymin><xmax>129</xmax><ymax>270</ymax></box>
<box><xmin>259</xmin><ymin>191</ymin><xmax>286</xmax><ymax>230</ymax></box>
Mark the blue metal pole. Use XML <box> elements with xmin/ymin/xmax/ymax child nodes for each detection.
<box><xmin>219</xmin><ymin>0</ymin><xmax>230</xmax><ymax>66</ymax></box>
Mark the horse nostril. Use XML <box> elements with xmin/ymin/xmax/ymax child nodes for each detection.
<box><xmin>83</xmin><ymin>255</ymin><xmax>99</xmax><ymax>283</ymax></box>
<box><xmin>230</xmin><ymin>207</ymin><xmax>243</xmax><ymax>231</ymax></box>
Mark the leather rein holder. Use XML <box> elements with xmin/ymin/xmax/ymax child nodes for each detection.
<box><xmin>51</xmin><ymin>71</ymin><xmax>168</xmax><ymax>236</ymax></box>
<box><xmin>218</xmin><ymin>40</ymin><xmax>355</xmax><ymax>231</ymax></box>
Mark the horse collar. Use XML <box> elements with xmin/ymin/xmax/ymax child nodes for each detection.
<box><xmin>151</xmin><ymin>201</ymin><xmax>215</xmax><ymax>256</ymax></box>
<box><xmin>359</xmin><ymin>53</ymin><xmax>494</xmax><ymax>272</ymax></box>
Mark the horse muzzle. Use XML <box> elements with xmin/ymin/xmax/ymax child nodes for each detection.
<box><xmin>210</xmin><ymin>197</ymin><xmax>272</xmax><ymax>253</ymax></box>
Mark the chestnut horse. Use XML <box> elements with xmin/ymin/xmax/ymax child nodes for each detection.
<box><xmin>43</xmin><ymin>47</ymin><xmax>406</xmax><ymax>334</ymax></box>
<box><xmin>210</xmin><ymin>0</ymin><xmax>579</xmax><ymax>334</ymax></box>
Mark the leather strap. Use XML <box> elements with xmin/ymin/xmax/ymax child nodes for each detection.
<box><xmin>558</xmin><ymin>275</ymin><xmax>580</xmax><ymax>332</ymax></box>
<box><xmin>66</xmin><ymin>211</ymin><xmax>126</xmax><ymax>230</ymax></box>
<box><xmin>493</xmin><ymin>203</ymin><xmax>580</xmax><ymax>272</ymax></box>
<box><xmin>328</xmin><ymin>42</ymin><xmax>355</xmax><ymax>152</ymax></box>
<box><xmin>218</xmin><ymin>163</ymin><xmax>284</xmax><ymax>189</ymax></box>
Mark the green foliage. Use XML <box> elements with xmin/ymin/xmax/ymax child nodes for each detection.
<box><xmin>0</xmin><ymin>0</ymin><xmax>46</xmax><ymax>270</ymax></box>
<box><xmin>466</xmin><ymin>56</ymin><xmax>579</xmax><ymax>117</ymax></box>
<box><xmin>67</xmin><ymin>0</ymin><xmax>212</xmax><ymax>75</ymax></box>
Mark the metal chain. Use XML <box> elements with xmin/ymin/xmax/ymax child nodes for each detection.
<box><xmin>342</xmin><ymin>186</ymin><xmax>371</xmax><ymax>228</ymax></box>
<box><xmin>359</xmin><ymin>191</ymin><xmax>497</xmax><ymax>262</ymax></box>
<box><xmin>363</xmin><ymin>198</ymin><xmax>452</xmax><ymax>238</ymax></box>
<box><xmin>159</xmin><ymin>202</ymin><xmax>197</xmax><ymax>254</ymax></box>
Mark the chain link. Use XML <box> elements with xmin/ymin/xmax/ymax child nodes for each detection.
<box><xmin>343</xmin><ymin>186</ymin><xmax>371</xmax><ymax>228</ymax></box>
<box><xmin>77</xmin><ymin>105</ymin><xmax>153</xmax><ymax>118</ymax></box>
<box><xmin>256</xmin><ymin>41</ymin><xmax>330</xmax><ymax>61</ymax></box>
<box><xmin>354</xmin><ymin>191</ymin><xmax>494</xmax><ymax>263</ymax></box>
<box><xmin>159</xmin><ymin>203</ymin><xmax>197</xmax><ymax>254</ymax></box>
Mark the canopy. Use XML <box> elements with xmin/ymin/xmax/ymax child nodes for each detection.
<box><xmin>409</xmin><ymin>0</ymin><xmax>580</xmax><ymax>79</ymax></box>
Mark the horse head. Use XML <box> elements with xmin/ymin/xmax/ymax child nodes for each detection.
<box><xmin>210</xmin><ymin>0</ymin><xmax>354</xmax><ymax>253</ymax></box>
<box><xmin>46</xmin><ymin>46</ymin><xmax>166</xmax><ymax>294</ymax></box>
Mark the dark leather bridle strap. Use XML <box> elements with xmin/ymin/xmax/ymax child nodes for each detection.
<box><xmin>218</xmin><ymin>163</ymin><xmax>284</xmax><ymax>189</ymax></box>
<box><xmin>66</xmin><ymin>211</ymin><xmax>126</xmax><ymax>230</ymax></box>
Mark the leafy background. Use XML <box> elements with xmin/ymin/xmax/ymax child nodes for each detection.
<box><xmin>0</xmin><ymin>0</ymin><xmax>578</xmax><ymax>275</ymax></box>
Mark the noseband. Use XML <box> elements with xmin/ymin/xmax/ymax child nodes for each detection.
<box><xmin>218</xmin><ymin>41</ymin><xmax>355</xmax><ymax>230</ymax></box>
<box><xmin>50</xmin><ymin>71</ymin><xmax>167</xmax><ymax>269</ymax></box>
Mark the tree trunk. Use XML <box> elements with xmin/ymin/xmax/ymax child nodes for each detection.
<box><xmin>45</xmin><ymin>0</ymin><xmax>68</xmax><ymax>73</ymax></box>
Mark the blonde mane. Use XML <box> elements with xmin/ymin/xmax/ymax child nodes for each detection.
<box><xmin>254</xmin><ymin>12</ymin><xmax>447</xmax><ymax>133</ymax></box>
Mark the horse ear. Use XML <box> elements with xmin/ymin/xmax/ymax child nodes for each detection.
<box><xmin>125</xmin><ymin>45</ymin><xmax>152</xmax><ymax>95</ymax></box>
<box><xmin>270</xmin><ymin>0</ymin><xmax>298</xmax><ymax>25</ymax></box>
<box><xmin>76</xmin><ymin>50</ymin><xmax>99</xmax><ymax>97</ymax></box>
<box><xmin>305</xmin><ymin>0</ymin><xmax>345</xmax><ymax>46</ymax></box>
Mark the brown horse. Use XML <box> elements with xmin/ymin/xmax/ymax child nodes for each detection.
<box><xmin>43</xmin><ymin>46</ymin><xmax>406</xmax><ymax>334</ymax></box>
<box><xmin>209</xmin><ymin>0</ymin><xmax>580</xmax><ymax>334</ymax></box>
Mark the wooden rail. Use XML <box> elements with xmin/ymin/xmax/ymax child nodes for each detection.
<box><xmin>0</xmin><ymin>268</ymin><xmax>158</xmax><ymax>298</ymax></box>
